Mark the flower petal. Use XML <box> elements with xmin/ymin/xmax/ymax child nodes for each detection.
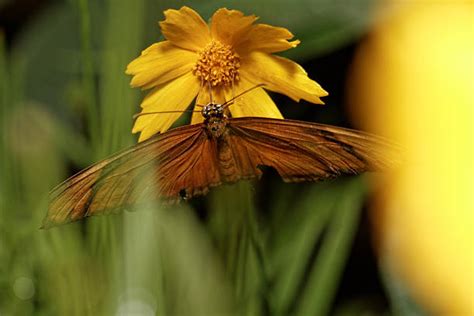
<box><xmin>132</xmin><ymin>72</ymin><xmax>201</xmax><ymax>141</ymax></box>
<box><xmin>190</xmin><ymin>108</ymin><xmax>205</xmax><ymax>125</ymax></box>
<box><xmin>190</xmin><ymin>88</ymin><xmax>226</xmax><ymax>124</ymax></box>
<box><xmin>126</xmin><ymin>41</ymin><xmax>197</xmax><ymax>90</ymax></box>
<box><xmin>235</xmin><ymin>24</ymin><xmax>300</xmax><ymax>54</ymax></box>
<box><xmin>159</xmin><ymin>6</ymin><xmax>211</xmax><ymax>51</ymax></box>
<box><xmin>241</xmin><ymin>52</ymin><xmax>328</xmax><ymax>104</ymax></box>
<box><xmin>210</xmin><ymin>8</ymin><xmax>257</xmax><ymax>46</ymax></box>
<box><xmin>225</xmin><ymin>77</ymin><xmax>282</xmax><ymax>118</ymax></box>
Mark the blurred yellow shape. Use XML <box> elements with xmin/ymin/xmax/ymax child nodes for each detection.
<box><xmin>348</xmin><ymin>1</ymin><xmax>473</xmax><ymax>315</ymax></box>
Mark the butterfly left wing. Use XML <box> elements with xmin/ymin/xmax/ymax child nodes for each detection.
<box><xmin>43</xmin><ymin>124</ymin><xmax>221</xmax><ymax>228</ymax></box>
<box><xmin>224</xmin><ymin>117</ymin><xmax>400</xmax><ymax>182</ymax></box>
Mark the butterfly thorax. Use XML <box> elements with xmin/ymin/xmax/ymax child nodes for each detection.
<box><xmin>202</xmin><ymin>102</ymin><xmax>228</xmax><ymax>138</ymax></box>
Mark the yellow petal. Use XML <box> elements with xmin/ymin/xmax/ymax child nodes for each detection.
<box><xmin>210</xmin><ymin>8</ymin><xmax>257</xmax><ymax>46</ymax></box>
<box><xmin>132</xmin><ymin>72</ymin><xmax>200</xmax><ymax>141</ymax></box>
<box><xmin>191</xmin><ymin>88</ymin><xmax>226</xmax><ymax>124</ymax></box>
<box><xmin>236</xmin><ymin>24</ymin><xmax>300</xmax><ymax>54</ymax></box>
<box><xmin>159</xmin><ymin>6</ymin><xmax>211</xmax><ymax>51</ymax></box>
<box><xmin>190</xmin><ymin>108</ymin><xmax>205</xmax><ymax>125</ymax></box>
<box><xmin>225</xmin><ymin>78</ymin><xmax>282</xmax><ymax>118</ymax></box>
<box><xmin>126</xmin><ymin>41</ymin><xmax>196</xmax><ymax>89</ymax></box>
<box><xmin>241</xmin><ymin>52</ymin><xmax>328</xmax><ymax>104</ymax></box>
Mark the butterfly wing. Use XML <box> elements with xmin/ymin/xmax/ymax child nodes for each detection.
<box><xmin>44</xmin><ymin>124</ymin><xmax>221</xmax><ymax>228</ymax></box>
<box><xmin>224</xmin><ymin>117</ymin><xmax>400</xmax><ymax>182</ymax></box>
<box><xmin>44</xmin><ymin>117</ymin><xmax>399</xmax><ymax>228</ymax></box>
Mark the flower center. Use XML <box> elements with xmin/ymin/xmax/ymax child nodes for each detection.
<box><xmin>193</xmin><ymin>40</ymin><xmax>240</xmax><ymax>87</ymax></box>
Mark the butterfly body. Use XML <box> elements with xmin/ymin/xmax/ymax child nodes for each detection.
<box><xmin>43</xmin><ymin>106</ymin><xmax>400</xmax><ymax>228</ymax></box>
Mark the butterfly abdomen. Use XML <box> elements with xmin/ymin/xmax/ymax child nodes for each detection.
<box><xmin>217</xmin><ymin>136</ymin><xmax>240</xmax><ymax>182</ymax></box>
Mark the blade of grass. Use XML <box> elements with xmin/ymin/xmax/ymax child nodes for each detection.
<box><xmin>208</xmin><ymin>181</ymin><xmax>264</xmax><ymax>315</ymax></box>
<box><xmin>267</xmin><ymin>182</ymin><xmax>340</xmax><ymax>316</ymax></box>
<box><xmin>98</xmin><ymin>0</ymin><xmax>144</xmax><ymax>155</ymax></box>
<box><xmin>294</xmin><ymin>176</ymin><xmax>367</xmax><ymax>316</ymax></box>
<box><xmin>0</xmin><ymin>30</ymin><xmax>8</xmax><ymax>212</ymax></box>
<box><xmin>0</xmin><ymin>29</ymin><xmax>12</xmax><ymax>313</ymax></box>
<box><xmin>155</xmin><ymin>204</ymin><xmax>235</xmax><ymax>315</ymax></box>
<box><xmin>77</xmin><ymin>0</ymin><xmax>99</xmax><ymax>152</ymax></box>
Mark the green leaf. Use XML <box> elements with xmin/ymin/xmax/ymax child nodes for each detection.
<box><xmin>294</xmin><ymin>177</ymin><xmax>366</xmax><ymax>316</ymax></box>
<box><xmin>267</xmin><ymin>177</ymin><xmax>367</xmax><ymax>316</ymax></box>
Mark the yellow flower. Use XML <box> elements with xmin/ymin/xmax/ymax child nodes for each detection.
<box><xmin>126</xmin><ymin>6</ymin><xmax>328</xmax><ymax>141</ymax></box>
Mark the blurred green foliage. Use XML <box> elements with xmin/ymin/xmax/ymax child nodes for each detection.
<box><xmin>0</xmin><ymin>0</ymin><xmax>414</xmax><ymax>315</ymax></box>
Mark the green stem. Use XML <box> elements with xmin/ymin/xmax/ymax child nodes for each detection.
<box><xmin>77</xmin><ymin>0</ymin><xmax>99</xmax><ymax>153</ymax></box>
<box><xmin>295</xmin><ymin>178</ymin><xmax>366</xmax><ymax>316</ymax></box>
<box><xmin>208</xmin><ymin>181</ymin><xmax>264</xmax><ymax>315</ymax></box>
<box><xmin>0</xmin><ymin>31</ymin><xmax>7</xmax><ymax>215</ymax></box>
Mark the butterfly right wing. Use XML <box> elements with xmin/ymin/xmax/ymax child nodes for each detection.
<box><xmin>44</xmin><ymin>124</ymin><xmax>221</xmax><ymax>228</ymax></box>
<box><xmin>224</xmin><ymin>117</ymin><xmax>400</xmax><ymax>183</ymax></box>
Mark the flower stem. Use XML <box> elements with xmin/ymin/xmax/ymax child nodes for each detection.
<box><xmin>208</xmin><ymin>181</ymin><xmax>266</xmax><ymax>314</ymax></box>
<box><xmin>77</xmin><ymin>0</ymin><xmax>99</xmax><ymax>154</ymax></box>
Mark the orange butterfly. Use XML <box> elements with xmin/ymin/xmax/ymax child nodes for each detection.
<box><xmin>42</xmin><ymin>87</ymin><xmax>399</xmax><ymax>228</ymax></box>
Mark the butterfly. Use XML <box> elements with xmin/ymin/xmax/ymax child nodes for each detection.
<box><xmin>42</xmin><ymin>86</ymin><xmax>400</xmax><ymax>228</ymax></box>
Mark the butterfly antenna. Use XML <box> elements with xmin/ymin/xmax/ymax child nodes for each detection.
<box><xmin>222</xmin><ymin>83</ymin><xmax>265</xmax><ymax>109</ymax></box>
<box><xmin>133</xmin><ymin>110</ymin><xmax>200</xmax><ymax>120</ymax></box>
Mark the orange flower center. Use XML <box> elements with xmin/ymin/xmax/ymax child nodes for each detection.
<box><xmin>193</xmin><ymin>40</ymin><xmax>240</xmax><ymax>87</ymax></box>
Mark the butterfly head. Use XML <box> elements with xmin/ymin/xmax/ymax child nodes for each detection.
<box><xmin>202</xmin><ymin>103</ymin><xmax>227</xmax><ymax>138</ymax></box>
<box><xmin>201</xmin><ymin>102</ymin><xmax>225</xmax><ymax>119</ymax></box>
